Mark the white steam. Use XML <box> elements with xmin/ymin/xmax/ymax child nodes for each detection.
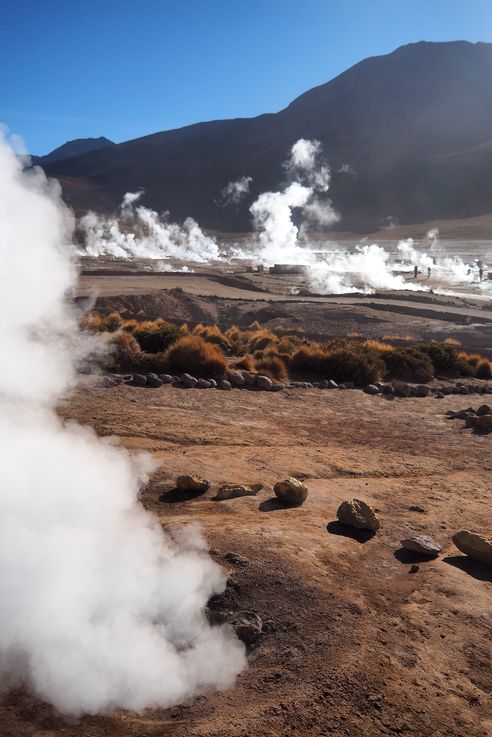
<box><xmin>221</xmin><ymin>176</ymin><xmax>252</xmax><ymax>205</ymax></box>
<box><xmin>80</xmin><ymin>196</ymin><xmax>220</xmax><ymax>262</ymax></box>
<box><xmin>0</xmin><ymin>134</ymin><xmax>245</xmax><ymax>715</ymax></box>
<box><xmin>250</xmin><ymin>139</ymin><xmax>339</xmax><ymax>263</ymax></box>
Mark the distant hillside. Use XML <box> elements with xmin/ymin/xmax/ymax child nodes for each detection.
<box><xmin>38</xmin><ymin>41</ymin><xmax>492</xmax><ymax>233</ymax></box>
<box><xmin>36</xmin><ymin>136</ymin><xmax>115</xmax><ymax>164</ymax></box>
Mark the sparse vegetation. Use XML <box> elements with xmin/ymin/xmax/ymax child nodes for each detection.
<box><xmin>165</xmin><ymin>335</ymin><xmax>227</xmax><ymax>378</ymax></box>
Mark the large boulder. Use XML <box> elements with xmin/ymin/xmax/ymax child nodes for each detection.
<box><xmin>215</xmin><ymin>483</ymin><xmax>262</xmax><ymax>500</ymax></box>
<box><xmin>337</xmin><ymin>499</ymin><xmax>380</xmax><ymax>531</ymax></box>
<box><xmin>452</xmin><ymin>530</ymin><xmax>492</xmax><ymax>564</ymax></box>
<box><xmin>176</xmin><ymin>475</ymin><xmax>210</xmax><ymax>493</ymax></box>
<box><xmin>181</xmin><ymin>373</ymin><xmax>198</xmax><ymax>388</ymax></box>
<box><xmin>400</xmin><ymin>535</ymin><xmax>442</xmax><ymax>557</ymax></box>
<box><xmin>256</xmin><ymin>375</ymin><xmax>273</xmax><ymax>391</ymax></box>
<box><xmin>474</xmin><ymin>414</ymin><xmax>492</xmax><ymax>434</ymax></box>
<box><xmin>273</xmin><ymin>477</ymin><xmax>308</xmax><ymax>505</ymax></box>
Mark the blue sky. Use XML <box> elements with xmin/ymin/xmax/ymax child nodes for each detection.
<box><xmin>1</xmin><ymin>0</ymin><xmax>491</xmax><ymax>155</ymax></box>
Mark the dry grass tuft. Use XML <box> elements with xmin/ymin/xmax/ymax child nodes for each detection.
<box><xmin>165</xmin><ymin>335</ymin><xmax>227</xmax><ymax>378</ymax></box>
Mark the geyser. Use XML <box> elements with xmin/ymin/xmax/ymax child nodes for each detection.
<box><xmin>0</xmin><ymin>133</ymin><xmax>245</xmax><ymax>715</ymax></box>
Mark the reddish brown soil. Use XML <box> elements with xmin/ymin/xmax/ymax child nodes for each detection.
<box><xmin>2</xmin><ymin>381</ymin><xmax>490</xmax><ymax>737</ymax></box>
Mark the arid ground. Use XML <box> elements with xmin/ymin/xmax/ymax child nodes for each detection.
<box><xmin>1</xmin><ymin>265</ymin><xmax>491</xmax><ymax>737</ymax></box>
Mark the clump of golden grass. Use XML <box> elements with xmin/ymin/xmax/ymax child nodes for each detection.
<box><xmin>476</xmin><ymin>358</ymin><xmax>492</xmax><ymax>379</ymax></box>
<box><xmin>165</xmin><ymin>335</ymin><xmax>227</xmax><ymax>378</ymax></box>
<box><xmin>193</xmin><ymin>323</ymin><xmax>230</xmax><ymax>349</ymax></box>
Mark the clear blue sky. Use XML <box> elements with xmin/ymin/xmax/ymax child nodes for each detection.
<box><xmin>1</xmin><ymin>0</ymin><xmax>491</xmax><ymax>155</ymax></box>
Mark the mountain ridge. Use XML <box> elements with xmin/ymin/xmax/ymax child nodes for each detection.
<box><xmin>37</xmin><ymin>41</ymin><xmax>492</xmax><ymax>233</ymax></box>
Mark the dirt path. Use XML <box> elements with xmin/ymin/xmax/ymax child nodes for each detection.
<box><xmin>2</xmin><ymin>382</ymin><xmax>490</xmax><ymax>737</ymax></box>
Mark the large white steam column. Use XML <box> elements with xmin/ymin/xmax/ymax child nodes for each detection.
<box><xmin>0</xmin><ymin>134</ymin><xmax>245</xmax><ymax>715</ymax></box>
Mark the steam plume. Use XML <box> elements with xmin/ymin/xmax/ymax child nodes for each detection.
<box><xmin>221</xmin><ymin>176</ymin><xmax>252</xmax><ymax>206</ymax></box>
<box><xmin>0</xmin><ymin>134</ymin><xmax>245</xmax><ymax>715</ymax></box>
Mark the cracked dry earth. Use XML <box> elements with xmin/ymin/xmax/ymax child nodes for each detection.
<box><xmin>2</xmin><ymin>381</ymin><xmax>491</xmax><ymax>737</ymax></box>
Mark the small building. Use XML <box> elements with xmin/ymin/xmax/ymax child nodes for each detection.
<box><xmin>269</xmin><ymin>264</ymin><xmax>307</xmax><ymax>275</ymax></box>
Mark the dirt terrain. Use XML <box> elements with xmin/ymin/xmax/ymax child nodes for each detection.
<box><xmin>2</xmin><ymin>379</ymin><xmax>491</xmax><ymax>737</ymax></box>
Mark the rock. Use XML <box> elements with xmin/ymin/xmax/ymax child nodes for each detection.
<box><xmin>208</xmin><ymin>378</ymin><xmax>217</xmax><ymax>388</ymax></box>
<box><xmin>98</xmin><ymin>376</ymin><xmax>119</xmax><ymax>388</ymax></box>
<box><xmin>228</xmin><ymin>371</ymin><xmax>245</xmax><ymax>387</ymax></box>
<box><xmin>363</xmin><ymin>384</ymin><xmax>380</xmax><ymax>395</ymax></box>
<box><xmin>215</xmin><ymin>483</ymin><xmax>262</xmax><ymax>500</ymax></box>
<box><xmin>159</xmin><ymin>374</ymin><xmax>174</xmax><ymax>384</ymax></box>
<box><xmin>224</xmin><ymin>552</ymin><xmax>249</xmax><ymax>566</ymax></box>
<box><xmin>392</xmin><ymin>382</ymin><xmax>411</xmax><ymax>398</ymax></box>
<box><xmin>414</xmin><ymin>384</ymin><xmax>431</xmax><ymax>397</ymax></box>
<box><xmin>218</xmin><ymin>379</ymin><xmax>232</xmax><ymax>390</ymax></box>
<box><xmin>181</xmin><ymin>373</ymin><xmax>198</xmax><ymax>388</ymax></box>
<box><xmin>229</xmin><ymin>611</ymin><xmax>263</xmax><ymax>645</ymax></box>
<box><xmin>176</xmin><ymin>475</ymin><xmax>210</xmax><ymax>493</ymax></box>
<box><xmin>435</xmin><ymin>391</ymin><xmax>444</xmax><ymax>399</ymax></box>
<box><xmin>197</xmin><ymin>378</ymin><xmax>211</xmax><ymax>388</ymax></box>
<box><xmin>410</xmin><ymin>564</ymin><xmax>420</xmax><ymax>574</ymax></box>
<box><xmin>327</xmin><ymin>380</ymin><xmax>339</xmax><ymax>389</ymax></box>
<box><xmin>273</xmin><ymin>477</ymin><xmax>308</xmax><ymax>505</ymax></box>
<box><xmin>477</xmin><ymin>404</ymin><xmax>492</xmax><ymax>416</ymax></box>
<box><xmin>464</xmin><ymin>414</ymin><xmax>478</xmax><ymax>428</ymax></box>
<box><xmin>474</xmin><ymin>414</ymin><xmax>492</xmax><ymax>434</ymax></box>
<box><xmin>256</xmin><ymin>375</ymin><xmax>273</xmax><ymax>391</ymax></box>
<box><xmin>452</xmin><ymin>530</ymin><xmax>492</xmax><ymax>565</ymax></box>
<box><xmin>242</xmin><ymin>372</ymin><xmax>257</xmax><ymax>386</ymax></box>
<box><xmin>400</xmin><ymin>536</ymin><xmax>442</xmax><ymax>557</ymax></box>
<box><xmin>270</xmin><ymin>383</ymin><xmax>284</xmax><ymax>392</ymax></box>
<box><xmin>340</xmin><ymin>381</ymin><xmax>354</xmax><ymax>389</ymax></box>
<box><xmin>449</xmin><ymin>407</ymin><xmax>476</xmax><ymax>419</ymax></box>
<box><xmin>381</xmin><ymin>384</ymin><xmax>395</xmax><ymax>395</ymax></box>
<box><xmin>409</xmin><ymin>505</ymin><xmax>426</xmax><ymax>513</ymax></box>
<box><xmin>131</xmin><ymin>374</ymin><xmax>147</xmax><ymax>387</ymax></box>
<box><xmin>319</xmin><ymin>380</ymin><xmax>330</xmax><ymax>389</ymax></box>
<box><xmin>146</xmin><ymin>373</ymin><xmax>163</xmax><ymax>388</ymax></box>
<box><xmin>336</xmin><ymin>498</ymin><xmax>380</xmax><ymax>531</ymax></box>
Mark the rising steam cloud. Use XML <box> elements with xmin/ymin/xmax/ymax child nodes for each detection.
<box><xmin>221</xmin><ymin>175</ymin><xmax>252</xmax><ymax>206</ymax></box>
<box><xmin>0</xmin><ymin>134</ymin><xmax>245</xmax><ymax>715</ymax></box>
<box><xmin>80</xmin><ymin>195</ymin><xmax>220</xmax><ymax>262</ymax></box>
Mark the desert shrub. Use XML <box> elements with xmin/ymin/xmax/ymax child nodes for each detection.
<box><xmin>165</xmin><ymin>335</ymin><xmax>227</xmax><ymax>378</ymax></box>
<box><xmin>104</xmin><ymin>311</ymin><xmax>124</xmax><ymax>332</ymax></box>
<box><xmin>121</xmin><ymin>318</ymin><xmax>139</xmax><ymax>333</ymax></box>
<box><xmin>108</xmin><ymin>331</ymin><xmax>142</xmax><ymax>372</ymax></box>
<box><xmin>193</xmin><ymin>323</ymin><xmax>230</xmax><ymax>350</ymax></box>
<box><xmin>444</xmin><ymin>337</ymin><xmax>461</xmax><ymax>346</ymax></box>
<box><xmin>255</xmin><ymin>355</ymin><xmax>289</xmax><ymax>383</ymax></box>
<box><xmin>457</xmin><ymin>359</ymin><xmax>477</xmax><ymax>377</ymax></box>
<box><xmin>289</xmin><ymin>345</ymin><xmax>325</xmax><ymax>374</ymax></box>
<box><xmin>383</xmin><ymin>349</ymin><xmax>433</xmax><ymax>383</ymax></box>
<box><xmin>231</xmin><ymin>355</ymin><xmax>255</xmax><ymax>372</ymax></box>
<box><xmin>82</xmin><ymin>311</ymin><xmax>103</xmax><ymax>332</ymax></box>
<box><xmin>320</xmin><ymin>349</ymin><xmax>383</xmax><ymax>386</ymax></box>
<box><xmin>248</xmin><ymin>328</ymin><xmax>278</xmax><ymax>352</ymax></box>
<box><xmin>277</xmin><ymin>335</ymin><xmax>303</xmax><ymax>355</ymax></box>
<box><xmin>464</xmin><ymin>353</ymin><xmax>482</xmax><ymax>367</ymax></box>
<box><xmin>417</xmin><ymin>342</ymin><xmax>460</xmax><ymax>374</ymax></box>
<box><xmin>133</xmin><ymin>319</ymin><xmax>181</xmax><ymax>353</ymax></box>
<box><xmin>476</xmin><ymin>358</ymin><xmax>492</xmax><ymax>379</ymax></box>
<box><xmin>364</xmin><ymin>339</ymin><xmax>394</xmax><ymax>353</ymax></box>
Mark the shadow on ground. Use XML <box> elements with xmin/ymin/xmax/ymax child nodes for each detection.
<box><xmin>326</xmin><ymin>520</ymin><xmax>376</xmax><ymax>543</ymax></box>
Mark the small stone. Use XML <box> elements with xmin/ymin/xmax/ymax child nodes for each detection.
<box><xmin>410</xmin><ymin>564</ymin><xmax>420</xmax><ymax>574</ymax></box>
<box><xmin>414</xmin><ymin>384</ymin><xmax>431</xmax><ymax>398</ymax></box>
<box><xmin>197</xmin><ymin>378</ymin><xmax>211</xmax><ymax>389</ymax></box>
<box><xmin>336</xmin><ymin>498</ymin><xmax>380</xmax><ymax>531</ymax></box>
<box><xmin>146</xmin><ymin>373</ymin><xmax>163</xmax><ymax>388</ymax></box>
<box><xmin>363</xmin><ymin>384</ymin><xmax>380</xmax><ymax>395</ymax></box>
<box><xmin>181</xmin><ymin>373</ymin><xmax>198</xmax><ymax>388</ymax></box>
<box><xmin>218</xmin><ymin>379</ymin><xmax>232</xmax><ymax>390</ymax></box>
<box><xmin>271</xmin><ymin>383</ymin><xmax>284</xmax><ymax>392</ymax></box>
<box><xmin>464</xmin><ymin>414</ymin><xmax>478</xmax><ymax>428</ymax></box>
<box><xmin>274</xmin><ymin>477</ymin><xmax>308</xmax><ymax>505</ymax></box>
<box><xmin>215</xmin><ymin>483</ymin><xmax>262</xmax><ymax>500</ymax></box>
<box><xmin>401</xmin><ymin>536</ymin><xmax>442</xmax><ymax>557</ymax></box>
<box><xmin>224</xmin><ymin>552</ymin><xmax>249</xmax><ymax>566</ymax></box>
<box><xmin>158</xmin><ymin>373</ymin><xmax>174</xmax><ymax>384</ymax></box>
<box><xmin>256</xmin><ymin>375</ymin><xmax>273</xmax><ymax>391</ymax></box>
<box><xmin>228</xmin><ymin>371</ymin><xmax>245</xmax><ymax>387</ymax></box>
<box><xmin>176</xmin><ymin>475</ymin><xmax>210</xmax><ymax>493</ymax></box>
<box><xmin>131</xmin><ymin>374</ymin><xmax>147</xmax><ymax>387</ymax></box>
<box><xmin>327</xmin><ymin>380</ymin><xmax>338</xmax><ymax>389</ymax></box>
<box><xmin>98</xmin><ymin>376</ymin><xmax>119</xmax><ymax>388</ymax></box>
<box><xmin>208</xmin><ymin>378</ymin><xmax>217</xmax><ymax>388</ymax></box>
<box><xmin>242</xmin><ymin>372</ymin><xmax>257</xmax><ymax>386</ymax></box>
<box><xmin>452</xmin><ymin>530</ymin><xmax>492</xmax><ymax>565</ymax></box>
<box><xmin>409</xmin><ymin>505</ymin><xmax>427</xmax><ymax>513</ymax></box>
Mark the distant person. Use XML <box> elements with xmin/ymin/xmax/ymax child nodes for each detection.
<box><xmin>413</xmin><ymin>265</ymin><xmax>418</xmax><ymax>278</ymax></box>
<box><xmin>432</xmin><ymin>257</ymin><xmax>437</xmax><ymax>266</ymax></box>
<box><xmin>479</xmin><ymin>266</ymin><xmax>484</xmax><ymax>281</ymax></box>
<box><xmin>427</xmin><ymin>266</ymin><xmax>431</xmax><ymax>279</ymax></box>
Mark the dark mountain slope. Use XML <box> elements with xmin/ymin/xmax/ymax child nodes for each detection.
<box><xmin>35</xmin><ymin>136</ymin><xmax>115</xmax><ymax>164</ymax></box>
<box><xmin>39</xmin><ymin>41</ymin><xmax>492</xmax><ymax>232</ymax></box>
